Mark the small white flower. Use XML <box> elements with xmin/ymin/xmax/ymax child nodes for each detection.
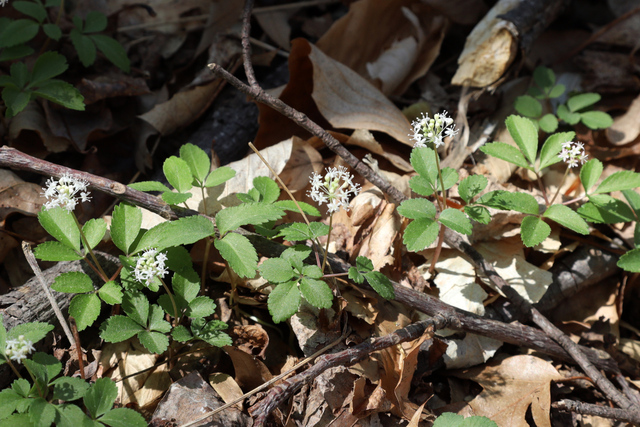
<box><xmin>0</xmin><ymin>0</ymin><xmax>8</xmax><ymax>6</ymax></box>
<box><xmin>42</xmin><ymin>173</ymin><xmax>91</xmax><ymax>211</ymax></box>
<box><xmin>409</xmin><ymin>110</ymin><xmax>458</xmax><ymax>148</ymax></box>
<box><xmin>558</xmin><ymin>141</ymin><xmax>588</xmax><ymax>168</ymax></box>
<box><xmin>308</xmin><ymin>166</ymin><xmax>360</xmax><ymax>214</ymax></box>
<box><xmin>134</xmin><ymin>249</ymin><xmax>168</xmax><ymax>286</ymax></box>
<box><xmin>5</xmin><ymin>335</ymin><xmax>35</xmax><ymax>364</ymax></box>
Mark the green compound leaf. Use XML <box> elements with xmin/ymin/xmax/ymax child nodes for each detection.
<box><xmin>0</xmin><ymin>388</ymin><xmax>22</xmax><ymax>418</ymax></box>
<box><xmin>533</xmin><ymin>66</ymin><xmax>555</xmax><ymax>90</ymax></box>
<box><xmin>192</xmin><ymin>319</ymin><xmax>232</xmax><ymax>347</ymax></box>
<box><xmin>8</xmin><ymin>322</ymin><xmax>53</xmax><ymax>346</ymax></box>
<box><xmin>29</xmin><ymin>52</ymin><xmax>68</xmax><ymax>87</ymax></box>
<box><xmin>479</xmin><ymin>142</ymin><xmax>530</xmax><ymax>169</ymax></box>
<box><xmin>32</xmin><ymin>79</ymin><xmax>85</xmax><ymax>110</ymax></box>
<box><xmin>278</xmin><ymin>222</ymin><xmax>329</xmax><ymax>241</ymax></box>
<box><xmin>83</xmin><ymin>11</ymin><xmax>107</xmax><ymax>33</ymax></box>
<box><xmin>273</xmin><ymin>200</ymin><xmax>321</xmax><ymax>217</ymax></box>
<box><xmin>69</xmin><ymin>29</ymin><xmax>96</xmax><ymax>67</ymax></box>
<box><xmin>98</xmin><ymin>281</ymin><xmax>123</xmax><ymax>305</ymax></box>
<box><xmin>51</xmin><ymin>376</ymin><xmax>90</xmax><ymax>401</ymax></box>
<box><xmin>163</xmin><ymin>156</ymin><xmax>193</xmax><ymax>193</ymax></box>
<box><xmin>580</xmin><ymin>159</ymin><xmax>603</xmax><ymax>194</ymax></box>
<box><xmin>137</xmin><ymin>331</ymin><xmax>169</xmax><ymax>354</ymax></box>
<box><xmin>538</xmin><ymin>131</ymin><xmax>575</xmax><ymax>171</ymax></box>
<box><xmin>363</xmin><ymin>271</ymin><xmax>395</xmax><ymax>299</ymax></box>
<box><xmin>148</xmin><ymin>305</ymin><xmax>171</xmax><ymax>333</ymax></box>
<box><xmin>302</xmin><ymin>264</ymin><xmax>323</xmax><ymax>279</ymax></box>
<box><xmin>0</xmin><ymin>44</ymin><xmax>34</xmax><ymax>61</ymax></box>
<box><xmin>122</xmin><ymin>291</ymin><xmax>149</xmax><ymax>326</ymax></box>
<box><xmin>548</xmin><ymin>84</ymin><xmax>565</xmax><ymax>99</ymax></box>
<box><xmin>299</xmin><ymin>277</ymin><xmax>333</xmax><ymax>309</ymax></box>
<box><xmin>128</xmin><ymin>181</ymin><xmax>171</xmax><ymax>192</ymax></box>
<box><xmin>514</xmin><ymin>95</ymin><xmax>542</xmax><ymax>118</ymax></box>
<box><xmin>186</xmin><ymin>297</ymin><xmax>216</xmax><ymax>318</ymax></box>
<box><xmin>28</xmin><ymin>398</ymin><xmax>56</xmax><ymax>426</ymax></box>
<box><xmin>84</xmin><ymin>378</ymin><xmax>117</xmax><ymax>419</ymax></box>
<box><xmin>171</xmin><ymin>325</ymin><xmax>193</xmax><ymax>342</ymax></box>
<box><xmin>409</xmin><ymin>175</ymin><xmax>435</xmax><ymax>197</ymax></box>
<box><xmin>543</xmin><ymin>204</ymin><xmax>589</xmax><ymax>234</ymax></box>
<box><xmin>268</xmin><ymin>280</ymin><xmax>301</xmax><ymax>324</ymax></box>
<box><xmin>55</xmin><ymin>402</ymin><xmax>91</xmax><ymax>425</ymax></box>
<box><xmin>594</xmin><ymin>171</ymin><xmax>640</xmax><ymax>194</ymax></box>
<box><xmin>622</xmin><ymin>189</ymin><xmax>640</xmax><ymax>217</ymax></box>
<box><xmin>355</xmin><ymin>255</ymin><xmax>374</xmax><ymax>272</ymax></box>
<box><xmin>100</xmin><ymin>315</ymin><xmax>144</xmax><ymax>343</ymax></box>
<box><xmin>179</xmin><ymin>143</ymin><xmax>210</xmax><ymax>184</ymax></box>
<box><xmin>581</xmin><ymin>111</ymin><xmax>613</xmax><ymax>130</ymax></box>
<box><xmin>12</xmin><ymin>1</ymin><xmax>47</xmax><ymax>23</ymax></box>
<box><xmin>38</xmin><ymin>207</ymin><xmax>81</xmax><ymax>252</ymax></box>
<box><xmin>133</xmin><ymin>215</ymin><xmax>215</xmax><ymax>253</ymax></box>
<box><xmin>567</xmin><ymin>93</ymin><xmax>600</xmax><ymax>112</ymax></box>
<box><xmin>577</xmin><ymin>195</ymin><xmax>635</xmax><ymax>224</ymax></box>
<box><xmin>89</xmin><ymin>34</ymin><xmax>130</xmax><ymax>72</ymax></box>
<box><xmin>433</xmin><ymin>412</ymin><xmax>498</xmax><ymax>427</ymax></box>
<box><xmin>214</xmin><ymin>233</ymin><xmax>258</xmax><ymax>278</ymax></box>
<box><xmin>25</xmin><ymin>352</ymin><xmax>61</xmax><ymax>386</ymax></box>
<box><xmin>82</xmin><ymin>218</ymin><xmax>107</xmax><ymax>250</ymax></box>
<box><xmin>439</xmin><ymin>167</ymin><xmax>459</xmax><ymax>191</ymax></box>
<box><xmin>477</xmin><ymin>190</ymin><xmax>540</xmax><ymax>214</ymax></box>
<box><xmin>252</xmin><ymin>177</ymin><xmax>280</xmax><ymax>204</ymax></box>
<box><xmin>464</xmin><ymin>205</ymin><xmax>491</xmax><ymax>224</ymax></box>
<box><xmin>348</xmin><ymin>267</ymin><xmax>364</xmax><ymax>284</ymax></box>
<box><xmin>438</xmin><ymin>208</ymin><xmax>472</xmax><ymax>235</ymax></box>
<box><xmin>161</xmin><ymin>191</ymin><xmax>192</xmax><ymax>205</ymax></box>
<box><xmin>538</xmin><ymin>114</ymin><xmax>558</xmax><ymax>133</ymax></box>
<box><xmin>505</xmin><ymin>115</ymin><xmax>538</xmax><ymax>165</ymax></box>
<box><xmin>69</xmin><ymin>293</ymin><xmax>101</xmax><ymax>331</ymax></box>
<box><xmin>618</xmin><ymin>248</ymin><xmax>640</xmax><ymax>272</ymax></box>
<box><xmin>520</xmin><ymin>216</ymin><xmax>551</xmax><ymax>248</ymax></box>
<box><xmin>204</xmin><ymin>166</ymin><xmax>236</xmax><ymax>188</ymax></box>
<box><xmin>215</xmin><ymin>203</ymin><xmax>284</xmax><ymax>236</ymax></box>
<box><xmin>557</xmin><ymin>104</ymin><xmax>581</xmax><ymax>125</ymax></box>
<box><xmin>111</xmin><ymin>203</ymin><xmax>142</xmax><ymax>255</ymax></box>
<box><xmin>410</xmin><ymin>146</ymin><xmax>438</xmax><ymax>186</ymax></box>
<box><xmin>0</xmin><ymin>19</ymin><xmax>40</xmax><ymax>48</ymax></box>
<box><xmin>259</xmin><ymin>257</ymin><xmax>295</xmax><ymax>283</ymax></box>
<box><xmin>458</xmin><ymin>175</ymin><xmax>488</xmax><ymax>204</ymax></box>
<box><xmin>397</xmin><ymin>198</ymin><xmax>436</xmax><ymax>220</ymax></box>
<box><xmin>172</xmin><ymin>270</ymin><xmax>199</xmax><ymax>305</ymax></box>
<box><xmin>98</xmin><ymin>407</ymin><xmax>147</xmax><ymax>427</ymax></box>
<box><xmin>52</xmin><ymin>272</ymin><xmax>94</xmax><ymax>293</ymax></box>
<box><xmin>403</xmin><ymin>218</ymin><xmax>439</xmax><ymax>252</ymax></box>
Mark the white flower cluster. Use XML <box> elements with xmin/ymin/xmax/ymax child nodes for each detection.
<box><xmin>559</xmin><ymin>141</ymin><xmax>588</xmax><ymax>168</ymax></box>
<box><xmin>134</xmin><ymin>249</ymin><xmax>168</xmax><ymax>286</ymax></box>
<box><xmin>5</xmin><ymin>335</ymin><xmax>35</xmax><ymax>364</ymax></box>
<box><xmin>409</xmin><ymin>111</ymin><xmax>458</xmax><ymax>148</ymax></box>
<box><xmin>42</xmin><ymin>173</ymin><xmax>91</xmax><ymax>211</ymax></box>
<box><xmin>308</xmin><ymin>166</ymin><xmax>360</xmax><ymax>214</ymax></box>
<box><xmin>0</xmin><ymin>0</ymin><xmax>8</xmax><ymax>7</ymax></box>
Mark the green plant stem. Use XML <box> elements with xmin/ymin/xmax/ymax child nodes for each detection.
<box><xmin>5</xmin><ymin>357</ymin><xmax>22</xmax><ymax>379</ymax></box>
<box><xmin>201</xmin><ymin>237</ymin><xmax>213</xmax><ymax>292</ymax></box>
<box><xmin>562</xmin><ymin>195</ymin><xmax>587</xmax><ymax>206</ymax></box>
<box><xmin>549</xmin><ymin>167</ymin><xmax>571</xmax><ymax>205</ymax></box>
<box><xmin>322</xmin><ymin>272</ymin><xmax>349</xmax><ymax>278</ymax></box>
<box><xmin>535</xmin><ymin>173</ymin><xmax>550</xmax><ymax>205</ymax></box>
<box><xmin>429</xmin><ymin>224</ymin><xmax>446</xmax><ymax>275</ymax></box>
<box><xmin>321</xmin><ymin>214</ymin><xmax>333</xmax><ymax>274</ymax></box>
<box><xmin>161</xmin><ymin>279</ymin><xmax>179</xmax><ymax>325</ymax></box>
<box><xmin>39</xmin><ymin>0</ymin><xmax>65</xmax><ymax>55</ymax></box>
<box><xmin>433</xmin><ymin>149</ymin><xmax>447</xmax><ymax>211</ymax></box>
<box><xmin>72</xmin><ymin>215</ymin><xmax>108</xmax><ymax>282</ymax></box>
<box><xmin>23</xmin><ymin>364</ymin><xmax>44</xmax><ymax>398</ymax></box>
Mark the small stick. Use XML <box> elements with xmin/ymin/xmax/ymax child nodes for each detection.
<box><xmin>69</xmin><ymin>317</ymin><xmax>85</xmax><ymax>380</ymax></box>
<box><xmin>22</xmin><ymin>242</ymin><xmax>76</xmax><ymax>346</ymax></box>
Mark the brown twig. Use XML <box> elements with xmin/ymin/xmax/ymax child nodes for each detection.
<box><xmin>553</xmin><ymin>399</ymin><xmax>640</xmax><ymax>424</ymax></box>
<box><xmin>250</xmin><ymin>315</ymin><xmax>454</xmax><ymax>426</ymax></box>
<box><xmin>68</xmin><ymin>317</ymin><xmax>85</xmax><ymax>380</ymax></box>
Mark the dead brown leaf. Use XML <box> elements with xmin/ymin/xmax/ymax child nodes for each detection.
<box><xmin>454</xmin><ymin>355</ymin><xmax>562</xmax><ymax>427</ymax></box>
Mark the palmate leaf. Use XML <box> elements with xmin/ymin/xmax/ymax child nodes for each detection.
<box><xmin>214</xmin><ymin>233</ymin><xmax>258</xmax><ymax>278</ymax></box>
<box><xmin>403</xmin><ymin>218</ymin><xmax>439</xmax><ymax>252</ymax></box>
<box><xmin>543</xmin><ymin>204</ymin><xmax>589</xmax><ymax>234</ymax></box>
<box><xmin>82</xmin><ymin>218</ymin><xmax>107</xmax><ymax>250</ymax></box>
<box><xmin>215</xmin><ymin>203</ymin><xmax>284</xmax><ymax>236</ymax></box>
<box><xmin>410</xmin><ymin>147</ymin><xmax>438</xmax><ymax>186</ymax></box>
<box><xmin>34</xmin><ymin>241</ymin><xmax>83</xmax><ymax>261</ymax></box>
<box><xmin>110</xmin><ymin>203</ymin><xmax>142</xmax><ymax>255</ymax></box>
<box><xmin>52</xmin><ymin>272</ymin><xmax>94</xmax><ymax>293</ymax></box>
<box><xmin>137</xmin><ymin>331</ymin><xmax>169</xmax><ymax>354</ymax></box>
<box><xmin>458</xmin><ymin>175</ymin><xmax>487</xmax><ymax>203</ymax></box>
<box><xmin>163</xmin><ymin>156</ymin><xmax>193</xmax><ymax>193</ymax></box>
<box><xmin>505</xmin><ymin>115</ymin><xmax>538</xmax><ymax>165</ymax></box>
<box><xmin>520</xmin><ymin>216</ymin><xmax>551</xmax><ymax>248</ymax></box>
<box><xmin>299</xmin><ymin>277</ymin><xmax>333</xmax><ymax>309</ymax></box>
<box><xmin>438</xmin><ymin>208</ymin><xmax>472</xmax><ymax>235</ymax></box>
<box><xmin>84</xmin><ymin>378</ymin><xmax>117</xmax><ymax>419</ymax></box>
<box><xmin>580</xmin><ymin>159</ymin><xmax>603</xmax><ymax>194</ymax></box>
<box><xmin>38</xmin><ymin>207</ymin><xmax>81</xmax><ymax>252</ymax></box>
<box><xmin>100</xmin><ymin>316</ymin><xmax>144</xmax><ymax>343</ymax></box>
<box><xmin>259</xmin><ymin>257</ymin><xmax>294</xmax><ymax>283</ymax></box>
<box><xmin>179</xmin><ymin>143</ymin><xmax>210</xmax><ymax>183</ymax></box>
<box><xmin>252</xmin><ymin>177</ymin><xmax>280</xmax><ymax>204</ymax></box>
<box><xmin>464</xmin><ymin>205</ymin><xmax>491</xmax><ymax>224</ymax></box>
<box><xmin>397</xmin><ymin>198</ymin><xmax>436</xmax><ymax>220</ymax></box>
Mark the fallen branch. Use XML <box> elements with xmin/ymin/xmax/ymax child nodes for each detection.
<box><xmin>553</xmin><ymin>399</ymin><xmax>640</xmax><ymax>424</ymax></box>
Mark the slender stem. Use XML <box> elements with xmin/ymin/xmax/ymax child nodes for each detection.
<box><xmin>201</xmin><ymin>237</ymin><xmax>213</xmax><ymax>292</ymax></box>
<box><xmin>69</xmin><ymin>318</ymin><xmax>85</xmax><ymax>380</ymax></box>
<box><xmin>23</xmin><ymin>364</ymin><xmax>44</xmax><ymax>398</ymax></box>
<box><xmin>434</xmin><ymin>148</ymin><xmax>447</xmax><ymax>211</ymax></box>
<box><xmin>5</xmin><ymin>357</ymin><xmax>22</xmax><ymax>379</ymax></box>
<box><xmin>321</xmin><ymin>214</ymin><xmax>333</xmax><ymax>274</ymax></box>
<box><xmin>535</xmin><ymin>172</ymin><xmax>550</xmax><ymax>206</ymax></box>
<box><xmin>429</xmin><ymin>224</ymin><xmax>446</xmax><ymax>275</ymax></box>
<box><xmin>39</xmin><ymin>0</ymin><xmax>65</xmax><ymax>55</ymax></box>
<box><xmin>161</xmin><ymin>279</ymin><xmax>179</xmax><ymax>324</ymax></box>
<box><xmin>322</xmin><ymin>272</ymin><xmax>349</xmax><ymax>278</ymax></box>
<box><xmin>549</xmin><ymin>167</ymin><xmax>571</xmax><ymax>206</ymax></box>
<box><xmin>73</xmin><ymin>214</ymin><xmax>109</xmax><ymax>282</ymax></box>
